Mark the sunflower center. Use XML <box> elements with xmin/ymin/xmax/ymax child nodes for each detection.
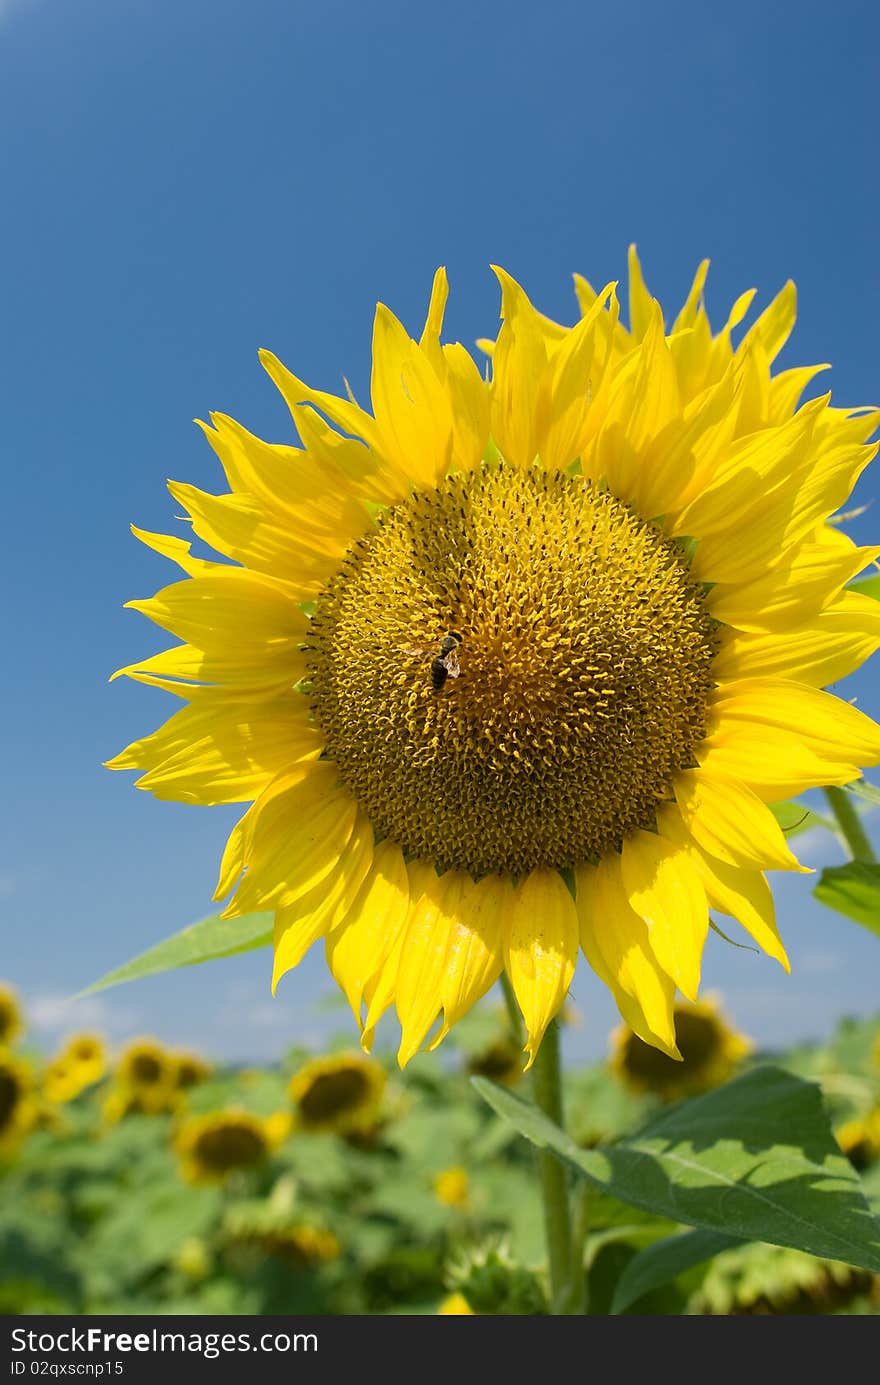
<box><xmin>195</xmin><ymin>1123</ymin><xmax>267</xmax><ymax>1171</ymax></box>
<box><xmin>624</xmin><ymin>1011</ymin><xmax>720</xmax><ymax>1083</ymax></box>
<box><xmin>130</xmin><ymin>1053</ymin><xmax>163</xmax><ymax>1085</ymax></box>
<box><xmin>297</xmin><ymin>1068</ymin><xmax>370</xmax><ymax>1123</ymax></box>
<box><xmin>309</xmin><ymin>462</ymin><xmax>717</xmax><ymax>876</ymax></box>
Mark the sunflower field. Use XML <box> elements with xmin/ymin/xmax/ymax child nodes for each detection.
<box><xmin>2</xmin><ymin>983</ymin><xmax>879</xmax><ymax>1317</ymax></box>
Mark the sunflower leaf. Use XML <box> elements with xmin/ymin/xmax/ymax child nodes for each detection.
<box><xmin>609</xmin><ymin>1228</ymin><xmax>744</xmax><ymax>1314</ymax></box>
<box><xmin>841</xmin><ymin>778</ymin><xmax>880</xmax><ymax>809</ymax></box>
<box><xmin>769</xmin><ymin>800</ymin><xmax>833</xmax><ymax>837</ymax></box>
<box><xmin>813</xmin><ymin>862</ymin><xmax>880</xmax><ymax>938</ymax></box>
<box><xmin>78</xmin><ymin>912</ymin><xmax>273</xmax><ymax>995</ymax></box>
<box><xmin>471</xmin><ymin>1066</ymin><xmax>880</xmax><ymax>1272</ymax></box>
<box><xmin>847</xmin><ymin>573</ymin><xmax>880</xmax><ymax>600</ymax></box>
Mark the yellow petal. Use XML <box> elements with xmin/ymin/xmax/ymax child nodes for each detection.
<box><xmin>620</xmin><ymin>830</ymin><xmax>708</xmax><ymax>1002</ymax></box>
<box><xmin>361</xmin><ymin>858</ymin><xmax>436</xmax><ymax>1049</ymax></box>
<box><xmin>673</xmin><ymin>769</ymin><xmax>806</xmax><ymax>873</ymax></box>
<box><xmin>370</xmin><ymin>302</ymin><xmax>454</xmax><ymax>488</ymax></box>
<box><xmin>394</xmin><ymin>871</ymin><xmax>463</xmax><ymax>1065</ymax></box>
<box><xmin>660</xmin><ymin>811</ymin><xmax>789</xmax><ymax>970</ymax></box>
<box><xmin>575</xmin><ymin>859</ymin><xmax>678</xmax><ymax>1055</ymax></box>
<box><xmin>216</xmin><ymin>763</ymin><xmax>357</xmax><ymax>916</ymax></box>
<box><xmin>272</xmin><ymin>810</ymin><xmax>375</xmax><ymax>992</ymax></box>
<box><xmin>503</xmin><ymin>867</ymin><xmax>578</xmax><ymax>1069</ymax></box>
<box><xmin>706</xmin><ymin>540</ymin><xmax>880</xmax><ymax>633</ymax></box>
<box><xmin>713</xmin><ymin>592</ymin><xmax>880</xmax><ymax>687</ymax></box>
<box><xmin>106</xmin><ymin>693</ymin><xmax>322</xmax><ymax>805</ymax></box>
<box><xmin>124</xmin><ymin>571</ymin><xmax>308</xmax><ymax>672</ymax></box>
<box><xmin>700</xmin><ymin>678</ymin><xmax>880</xmax><ymax>799</ymax></box>
<box><xmin>325</xmin><ymin>840</ymin><xmax>411</xmax><ymax>1023</ymax></box>
<box><xmin>627</xmin><ymin>244</ymin><xmax>654</xmax><ymax>340</ymax></box>
<box><xmin>429</xmin><ymin>873</ymin><xmax>510</xmax><ymax>1047</ymax></box>
<box><xmin>130</xmin><ymin>526</ymin><xmax>218</xmax><ymax>576</ymax></box>
<box><xmin>489</xmin><ymin>266</ymin><xmax>550</xmax><ymax>469</ymax></box>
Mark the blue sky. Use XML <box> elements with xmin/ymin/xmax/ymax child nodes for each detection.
<box><xmin>2</xmin><ymin>0</ymin><xmax>879</xmax><ymax>1066</ymax></box>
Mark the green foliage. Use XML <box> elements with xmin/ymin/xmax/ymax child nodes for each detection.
<box><xmin>814</xmin><ymin>863</ymin><xmax>880</xmax><ymax>938</ymax></box>
<box><xmin>472</xmin><ymin>1066</ymin><xmax>880</xmax><ymax>1272</ymax></box>
<box><xmin>2</xmin><ymin>1013</ymin><xmax>879</xmax><ymax>1316</ymax></box>
<box><xmin>82</xmin><ymin>912</ymin><xmax>273</xmax><ymax>995</ymax></box>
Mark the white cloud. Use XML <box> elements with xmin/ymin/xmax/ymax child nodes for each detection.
<box><xmin>26</xmin><ymin>990</ymin><xmax>144</xmax><ymax>1046</ymax></box>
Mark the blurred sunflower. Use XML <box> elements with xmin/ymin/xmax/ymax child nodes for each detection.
<box><xmin>0</xmin><ymin>985</ymin><xmax>23</xmax><ymax>1047</ymax></box>
<box><xmin>288</xmin><ymin>1052</ymin><xmax>385</xmax><ymax>1135</ymax></box>
<box><xmin>466</xmin><ymin>1036</ymin><xmax>523</xmax><ymax>1087</ymax></box>
<box><xmin>689</xmin><ymin>1241</ymin><xmax>872</xmax><ymax>1315</ymax></box>
<box><xmin>108</xmin><ymin>249</ymin><xmax>880</xmax><ymax>1067</ymax></box>
<box><xmin>233</xmin><ymin>1224</ymin><xmax>341</xmax><ymax>1268</ymax></box>
<box><xmin>171</xmin><ymin>1052</ymin><xmax>211</xmax><ymax>1090</ymax></box>
<box><xmin>610</xmin><ymin>995</ymin><xmax>751</xmax><ymax>1100</ymax></box>
<box><xmin>835</xmin><ymin>1108</ymin><xmax>880</xmax><ymax>1170</ymax></box>
<box><xmin>46</xmin><ymin>1034</ymin><xmax>107</xmax><ymax>1104</ymax></box>
<box><xmin>433</xmin><ymin>1165</ymin><xmax>470</xmax><ymax>1209</ymax></box>
<box><xmin>0</xmin><ymin>1050</ymin><xmax>36</xmax><ymax>1155</ymax></box>
<box><xmin>175</xmin><ymin>1109</ymin><xmax>277</xmax><ymax>1184</ymax></box>
<box><xmin>437</xmin><ymin>1292</ymin><xmax>475</xmax><ymax>1315</ymax></box>
<box><xmin>107</xmin><ymin>1038</ymin><xmax>180</xmax><ymax>1117</ymax></box>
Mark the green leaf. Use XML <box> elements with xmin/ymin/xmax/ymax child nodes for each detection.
<box><xmin>610</xmin><ymin>1228</ymin><xmax>744</xmax><ymax>1314</ymax></box>
<box><xmin>813</xmin><ymin>862</ymin><xmax>880</xmax><ymax>938</ymax></box>
<box><xmin>471</xmin><ymin>1066</ymin><xmax>880</xmax><ymax>1272</ymax></box>
<box><xmin>848</xmin><ymin>573</ymin><xmax>880</xmax><ymax>601</ymax></box>
<box><xmin>842</xmin><ymin>778</ymin><xmax>880</xmax><ymax>809</ymax></box>
<box><xmin>769</xmin><ymin>800</ymin><xmax>833</xmax><ymax>838</ymax></box>
<box><xmin>80</xmin><ymin>912</ymin><xmax>273</xmax><ymax>995</ymax></box>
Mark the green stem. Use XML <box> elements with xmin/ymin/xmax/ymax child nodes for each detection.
<box><xmin>531</xmin><ymin>1020</ymin><xmax>576</xmax><ymax>1313</ymax></box>
<box><xmin>823</xmin><ymin>786</ymin><xmax>877</xmax><ymax>863</ymax></box>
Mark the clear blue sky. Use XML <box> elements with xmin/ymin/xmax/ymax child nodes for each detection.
<box><xmin>2</xmin><ymin>0</ymin><xmax>879</xmax><ymax>1065</ymax></box>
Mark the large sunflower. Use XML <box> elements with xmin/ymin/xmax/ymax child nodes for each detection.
<box><xmin>108</xmin><ymin>249</ymin><xmax>880</xmax><ymax>1067</ymax></box>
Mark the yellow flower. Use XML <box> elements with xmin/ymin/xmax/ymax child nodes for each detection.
<box><xmin>245</xmin><ymin>1224</ymin><xmax>341</xmax><ymax>1267</ymax></box>
<box><xmin>0</xmin><ymin>985</ymin><xmax>24</xmax><ymax>1047</ymax></box>
<box><xmin>47</xmin><ymin>1033</ymin><xmax>107</xmax><ymax>1101</ymax></box>
<box><xmin>610</xmin><ymin>996</ymin><xmax>752</xmax><ymax>1100</ymax></box>
<box><xmin>466</xmin><ymin>1036</ymin><xmax>524</xmax><ymax>1087</ymax></box>
<box><xmin>175</xmin><ymin>1109</ymin><xmax>275</xmax><ymax>1184</ymax></box>
<box><xmin>173</xmin><ymin>1236</ymin><xmax>211</xmax><ymax>1281</ymax></box>
<box><xmin>437</xmin><ymin>1292</ymin><xmax>475</xmax><ymax>1315</ymax></box>
<box><xmin>171</xmin><ymin>1051</ymin><xmax>211</xmax><ymax>1089</ymax></box>
<box><xmin>114</xmin><ymin>1037</ymin><xmax>178</xmax><ymax>1112</ymax></box>
<box><xmin>288</xmin><ymin>1052</ymin><xmax>385</xmax><ymax>1135</ymax></box>
<box><xmin>433</xmin><ymin>1165</ymin><xmax>470</xmax><ymax>1209</ymax></box>
<box><xmin>835</xmin><ymin>1108</ymin><xmax>880</xmax><ymax>1170</ymax></box>
<box><xmin>0</xmin><ymin>1050</ymin><xmax>36</xmax><ymax>1155</ymax></box>
<box><xmin>108</xmin><ymin>250</ymin><xmax>880</xmax><ymax>1067</ymax></box>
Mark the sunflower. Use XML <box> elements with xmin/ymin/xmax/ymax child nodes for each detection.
<box><xmin>288</xmin><ymin>1052</ymin><xmax>385</xmax><ymax>1135</ymax></box>
<box><xmin>175</xmin><ymin>1109</ymin><xmax>275</xmax><ymax>1184</ymax></box>
<box><xmin>43</xmin><ymin>1034</ymin><xmax>106</xmax><ymax>1104</ymax></box>
<box><xmin>108</xmin><ymin>249</ymin><xmax>880</xmax><ymax>1067</ymax></box>
<box><xmin>171</xmin><ymin>1051</ymin><xmax>211</xmax><ymax>1090</ymax></box>
<box><xmin>0</xmin><ymin>985</ymin><xmax>23</xmax><ymax>1047</ymax></box>
<box><xmin>437</xmin><ymin>1292</ymin><xmax>475</xmax><ymax>1315</ymax></box>
<box><xmin>610</xmin><ymin>995</ymin><xmax>752</xmax><ymax>1100</ymax></box>
<box><xmin>466</xmin><ymin>1035</ymin><xmax>524</xmax><ymax>1087</ymax></box>
<box><xmin>110</xmin><ymin>1038</ymin><xmax>179</xmax><ymax>1115</ymax></box>
<box><xmin>835</xmin><ymin>1108</ymin><xmax>880</xmax><ymax>1170</ymax></box>
<box><xmin>433</xmin><ymin>1165</ymin><xmax>471</xmax><ymax>1209</ymax></box>
<box><xmin>0</xmin><ymin>1050</ymin><xmax>36</xmax><ymax>1155</ymax></box>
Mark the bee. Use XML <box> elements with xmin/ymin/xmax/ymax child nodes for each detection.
<box><xmin>430</xmin><ymin>631</ymin><xmax>463</xmax><ymax>692</ymax></box>
<box><xmin>398</xmin><ymin>630</ymin><xmax>463</xmax><ymax>693</ymax></box>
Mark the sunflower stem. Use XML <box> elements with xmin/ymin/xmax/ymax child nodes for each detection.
<box><xmin>823</xmin><ymin>786</ymin><xmax>877</xmax><ymax>863</ymax></box>
<box><xmin>531</xmin><ymin>1020</ymin><xmax>577</xmax><ymax>1313</ymax></box>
